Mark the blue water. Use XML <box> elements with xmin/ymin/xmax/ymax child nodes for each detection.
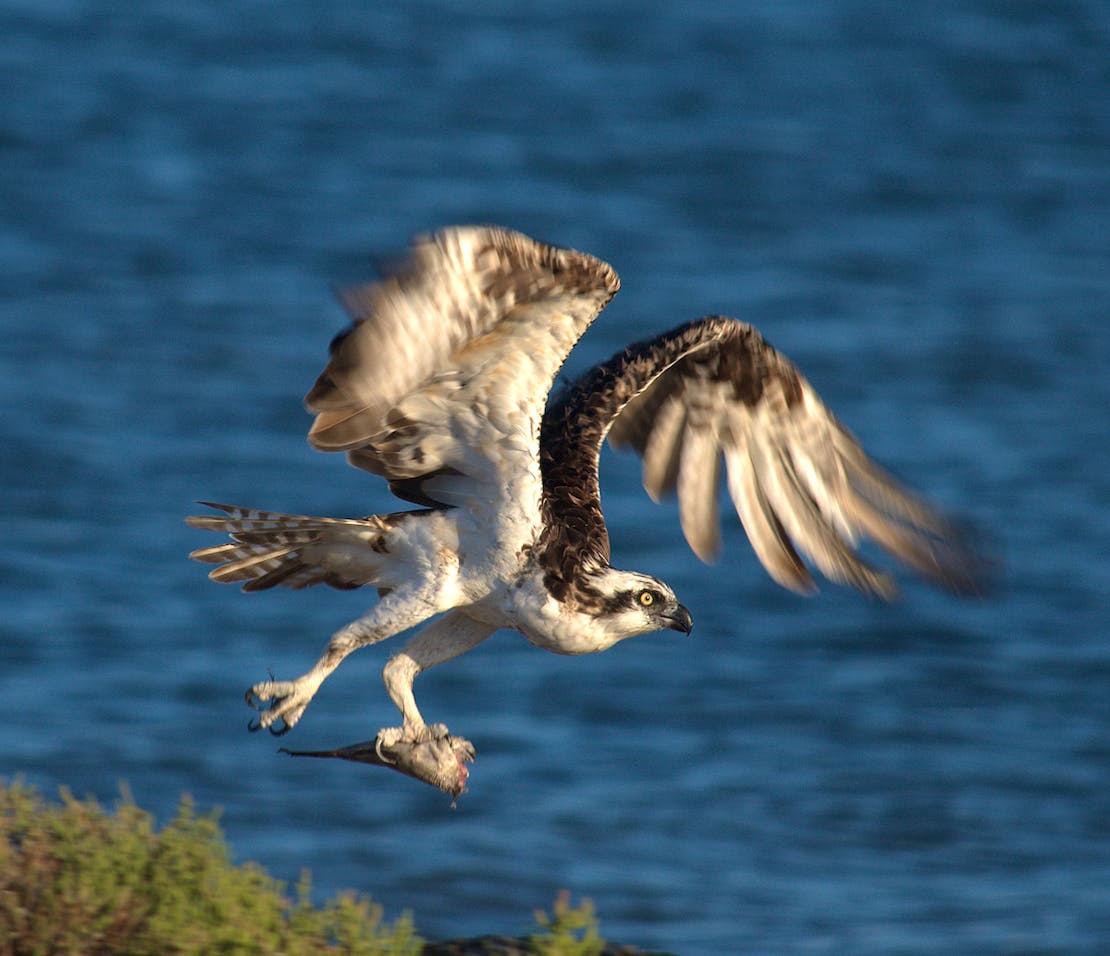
<box><xmin>2</xmin><ymin>2</ymin><xmax>1108</xmax><ymax>952</ymax></box>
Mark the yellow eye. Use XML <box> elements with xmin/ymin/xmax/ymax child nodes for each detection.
<box><xmin>639</xmin><ymin>590</ymin><xmax>655</xmax><ymax>607</ymax></box>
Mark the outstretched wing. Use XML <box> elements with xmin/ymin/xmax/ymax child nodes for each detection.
<box><xmin>306</xmin><ymin>226</ymin><xmax>619</xmax><ymax>507</ymax></box>
<box><xmin>540</xmin><ymin>316</ymin><xmax>981</xmax><ymax>599</ymax></box>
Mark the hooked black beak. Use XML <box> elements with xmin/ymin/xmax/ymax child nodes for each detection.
<box><xmin>665</xmin><ymin>604</ymin><xmax>694</xmax><ymax>635</ymax></box>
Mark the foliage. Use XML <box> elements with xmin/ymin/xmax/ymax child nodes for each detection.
<box><xmin>0</xmin><ymin>777</ymin><xmax>420</xmax><ymax>956</ymax></box>
<box><xmin>0</xmin><ymin>779</ymin><xmax>629</xmax><ymax>956</ymax></box>
<box><xmin>529</xmin><ymin>892</ymin><xmax>604</xmax><ymax>956</ymax></box>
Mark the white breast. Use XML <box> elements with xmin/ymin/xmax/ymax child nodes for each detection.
<box><xmin>499</xmin><ymin>571</ymin><xmax>620</xmax><ymax>656</ymax></box>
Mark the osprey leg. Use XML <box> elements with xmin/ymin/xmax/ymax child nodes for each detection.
<box><xmin>246</xmin><ymin>586</ymin><xmax>447</xmax><ymax>735</ymax></box>
<box><xmin>273</xmin><ymin>612</ymin><xmax>491</xmax><ymax>799</ymax></box>
<box><xmin>381</xmin><ymin>611</ymin><xmax>496</xmax><ymax>731</ymax></box>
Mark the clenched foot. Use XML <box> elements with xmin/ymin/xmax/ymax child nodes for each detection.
<box><xmin>281</xmin><ymin>724</ymin><xmax>476</xmax><ymax>800</ymax></box>
<box><xmin>375</xmin><ymin>722</ymin><xmax>452</xmax><ymax>753</ymax></box>
<box><xmin>246</xmin><ymin>677</ymin><xmax>320</xmax><ymax>735</ymax></box>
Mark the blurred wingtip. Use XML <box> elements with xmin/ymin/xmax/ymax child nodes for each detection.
<box><xmin>919</xmin><ymin>514</ymin><xmax>1001</xmax><ymax>599</ymax></box>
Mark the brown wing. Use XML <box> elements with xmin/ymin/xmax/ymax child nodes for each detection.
<box><xmin>305</xmin><ymin>226</ymin><xmax>619</xmax><ymax>505</ymax></box>
<box><xmin>542</xmin><ymin>316</ymin><xmax>982</xmax><ymax>599</ymax></box>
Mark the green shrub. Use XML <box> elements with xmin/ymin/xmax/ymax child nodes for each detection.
<box><xmin>0</xmin><ymin>779</ymin><xmax>634</xmax><ymax>956</ymax></box>
<box><xmin>530</xmin><ymin>892</ymin><xmax>603</xmax><ymax>956</ymax></box>
<box><xmin>0</xmin><ymin>778</ymin><xmax>420</xmax><ymax>956</ymax></box>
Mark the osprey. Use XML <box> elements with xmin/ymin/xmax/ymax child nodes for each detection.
<box><xmin>189</xmin><ymin>226</ymin><xmax>978</xmax><ymax>794</ymax></box>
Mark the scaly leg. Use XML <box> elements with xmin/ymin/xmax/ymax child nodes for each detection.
<box><xmin>377</xmin><ymin>610</ymin><xmax>496</xmax><ymax>747</ymax></box>
<box><xmin>246</xmin><ymin>586</ymin><xmax>446</xmax><ymax>735</ymax></box>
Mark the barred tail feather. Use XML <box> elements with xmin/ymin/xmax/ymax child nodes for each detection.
<box><xmin>186</xmin><ymin>502</ymin><xmax>399</xmax><ymax>592</ymax></box>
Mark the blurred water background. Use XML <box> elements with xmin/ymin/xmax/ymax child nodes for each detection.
<box><xmin>2</xmin><ymin>2</ymin><xmax>1108</xmax><ymax>953</ymax></box>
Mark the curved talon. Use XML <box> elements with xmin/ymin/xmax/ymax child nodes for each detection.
<box><xmin>248</xmin><ymin>717</ymin><xmax>262</xmax><ymax>733</ymax></box>
<box><xmin>242</xmin><ymin>678</ymin><xmax>314</xmax><ymax>737</ymax></box>
<box><xmin>245</xmin><ymin>687</ymin><xmax>273</xmax><ymax>711</ymax></box>
<box><xmin>374</xmin><ymin>735</ymin><xmax>397</xmax><ymax>765</ymax></box>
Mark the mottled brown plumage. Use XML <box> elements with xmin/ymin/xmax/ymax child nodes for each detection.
<box><xmin>305</xmin><ymin>226</ymin><xmax>618</xmax><ymax>498</ymax></box>
<box><xmin>541</xmin><ymin>316</ymin><xmax>980</xmax><ymax>600</ymax></box>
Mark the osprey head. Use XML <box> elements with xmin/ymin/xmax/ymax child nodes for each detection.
<box><xmin>586</xmin><ymin>568</ymin><xmax>694</xmax><ymax>644</ymax></box>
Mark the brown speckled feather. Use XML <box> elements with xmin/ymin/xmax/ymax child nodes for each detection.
<box><xmin>186</xmin><ymin>502</ymin><xmax>408</xmax><ymax>592</ymax></box>
<box><xmin>541</xmin><ymin>316</ymin><xmax>981</xmax><ymax>601</ymax></box>
<box><xmin>304</xmin><ymin>226</ymin><xmax>618</xmax><ymax>506</ymax></box>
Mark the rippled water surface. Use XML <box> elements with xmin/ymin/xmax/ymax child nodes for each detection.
<box><xmin>2</xmin><ymin>2</ymin><xmax>1108</xmax><ymax>953</ymax></box>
